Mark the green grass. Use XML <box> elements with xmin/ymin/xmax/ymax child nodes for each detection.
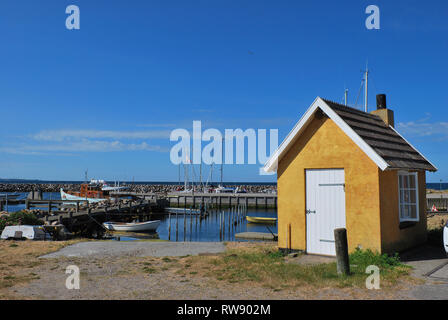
<box><xmin>142</xmin><ymin>267</ymin><xmax>157</xmax><ymax>274</ymax></box>
<box><xmin>193</xmin><ymin>247</ymin><xmax>411</xmax><ymax>289</ymax></box>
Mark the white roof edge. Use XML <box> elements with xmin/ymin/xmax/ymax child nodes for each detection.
<box><xmin>263</xmin><ymin>97</ymin><xmax>390</xmax><ymax>173</ymax></box>
<box><xmin>388</xmin><ymin>125</ymin><xmax>438</xmax><ymax>171</ymax></box>
<box><xmin>263</xmin><ymin>97</ymin><xmax>320</xmax><ymax>172</ymax></box>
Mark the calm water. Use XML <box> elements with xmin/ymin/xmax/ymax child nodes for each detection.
<box><xmin>2</xmin><ymin>192</ymin><xmax>277</xmax><ymax>242</ymax></box>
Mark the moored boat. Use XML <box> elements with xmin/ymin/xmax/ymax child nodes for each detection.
<box><xmin>246</xmin><ymin>216</ymin><xmax>277</xmax><ymax>224</ymax></box>
<box><xmin>60</xmin><ymin>179</ymin><xmax>127</xmax><ymax>203</ymax></box>
<box><xmin>103</xmin><ymin>220</ymin><xmax>160</xmax><ymax>232</ymax></box>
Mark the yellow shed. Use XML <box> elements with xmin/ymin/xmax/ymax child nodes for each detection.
<box><xmin>264</xmin><ymin>95</ymin><xmax>437</xmax><ymax>255</ymax></box>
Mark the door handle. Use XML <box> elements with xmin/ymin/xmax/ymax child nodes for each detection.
<box><xmin>306</xmin><ymin>209</ymin><xmax>316</xmax><ymax>214</ymax></box>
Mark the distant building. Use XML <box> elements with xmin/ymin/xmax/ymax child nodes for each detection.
<box><xmin>264</xmin><ymin>95</ymin><xmax>437</xmax><ymax>255</ymax></box>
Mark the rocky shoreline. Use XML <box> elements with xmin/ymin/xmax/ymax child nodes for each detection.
<box><xmin>0</xmin><ymin>183</ymin><xmax>277</xmax><ymax>194</ymax></box>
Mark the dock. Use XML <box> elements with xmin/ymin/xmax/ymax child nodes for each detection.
<box><xmin>112</xmin><ymin>191</ymin><xmax>278</xmax><ymax>209</ymax></box>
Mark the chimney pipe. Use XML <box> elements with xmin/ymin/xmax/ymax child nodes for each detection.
<box><xmin>376</xmin><ymin>94</ymin><xmax>387</xmax><ymax>109</ymax></box>
<box><xmin>371</xmin><ymin>94</ymin><xmax>394</xmax><ymax>127</ymax></box>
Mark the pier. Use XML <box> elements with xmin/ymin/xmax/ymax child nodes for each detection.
<box><xmin>112</xmin><ymin>191</ymin><xmax>278</xmax><ymax>209</ymax></box>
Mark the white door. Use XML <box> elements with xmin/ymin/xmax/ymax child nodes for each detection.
<box><xmin>306</xmin><ymin>169</ymin><xmax>346</xmax><ymax>256</ymax></box>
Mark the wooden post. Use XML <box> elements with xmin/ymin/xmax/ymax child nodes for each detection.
<box><xmin>48</xmin><ymin>201</ymin><xmax>52</xmax><ymax>214</ymax></box>
<box><xmin>76</xmin><ymin>201</ymin><xmax>80</xmax><ymax>213</ymax></box>
<box><xmin>288</xmin><ymin>223</ymin><xmax>291</xmax><ymax>253</ymax></box>
<box><xmin>25</xmin><ymin>200</ymin><xmax>30</xmax><ymax>210</ymax></box>
<box><xmin>176</xmin><ymin>213</ymin><xmax>179</xmax><ymax>241</ymax></box>
<box><xmin>334</xmin><ymin>228</ymin><xmax>350</xmax><ymax>275</ymax></box>
<box><xmin>168</xmin><ymin>213</ymin><xmax>171</xmax><ymax>240</ymax></box>
<box><xmin>265</xmin><ymin>197</ymin><xmax>268</xmax><ymax>209</ymax></box>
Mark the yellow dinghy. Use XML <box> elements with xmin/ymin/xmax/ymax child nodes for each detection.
<box><xmin>246</xmin><ymin>216</ymin><xmax>277</xmax><ymax>224</ymax></box>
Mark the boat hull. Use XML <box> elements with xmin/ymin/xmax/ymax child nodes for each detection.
<box><xmin>246</xmin><ymin>216</ymin><xmax>277</xmax><ymax>224</ymax></box>
<box><xmin>60</xmin><ymin>188</ymin><xmax>107</xmax><ymax>204</ymax></box>
<box><xmin>103</xmin><ymin>220</ymin><xmax>161</xmax><ymax>232</ymax></box>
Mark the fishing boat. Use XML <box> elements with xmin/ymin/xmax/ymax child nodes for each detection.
<box><xmin>103</xmin><ymin>220</ymin><xmax>160</xmax><ymax>232</ymax></box>
<box><xmin>246</xmin><ymin>216</ymin><xmax>277</xmax><ymax>224</ymax></box>
<box><xmin>60</xmin><ymin>179</ymin><xmax>127</xmax><ymax>203</ymax></box>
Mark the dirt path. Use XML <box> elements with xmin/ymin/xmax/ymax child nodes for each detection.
<box><xmin>2</xmin><ymin>241</ymin><xmax>417</xmax><ymax>300</ymax></box>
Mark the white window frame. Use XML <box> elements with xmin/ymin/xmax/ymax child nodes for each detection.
<box><xmin>398</xmin><ymin>171</ymin><xmax>419</xmax><ymax>222</ymax></box>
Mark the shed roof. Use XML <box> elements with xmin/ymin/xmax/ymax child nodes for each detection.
<box><xmin>263</xmin><ymin>97</ymin><xmax>437</xmax><ymax>173</ymax></box>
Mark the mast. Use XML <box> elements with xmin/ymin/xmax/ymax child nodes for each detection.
<box><xmin>344</xmin><ymin>88</ymin><xmax>348</xmax><ymax>106</ymax></box>
<box><xmin>184</xmin><ymin>163</ymin><xmax>188</xmax><ymax>191</ymax></box>
<box><xmin>220</xmin><ymin>137</ymin><xmax>224</xmax><ymax>186</ymax></box>
<box><xmin>199</xmin><ymin>163</ymin><xmax>202</xmax><ymax>192</ymax></box>
<box><xmin>364</xmin><ymin>63</ymin><xmax>369</xmax><ymax>112</ymax></box>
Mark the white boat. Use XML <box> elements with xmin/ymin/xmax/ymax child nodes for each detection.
<box><xmin>103</xmin><ymin>220</ymin><xmax>160</xmax><ymax>232</ymax></box>
<box><xmin>214</xmin><ymin>185</ymin><xmax>234</xmax><ymax>193</ymax></box>
<box><xmin>1</xmin><ymin>225</ymin><xmax>51</xmax><ymax>240</ymax></box>
<box><xmin>60</xmin><ymin>188</ymin><xmax>107</xmax><ymax>203</ymax></box>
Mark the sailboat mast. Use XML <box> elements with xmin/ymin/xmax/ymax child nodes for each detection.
<box><xmin>220</xmin><ymin>138</ymin><xmax>224</xmax><ymax>186</ymax></box>
<box><xmin>199</xmin><ymin>163</ymin><xmax>202</xmax><ymax>192</ymax></box>
<box><xmin>364</xmin><ymin>64</ymin><xmax>369</xmax><ymax>112</ymax></box>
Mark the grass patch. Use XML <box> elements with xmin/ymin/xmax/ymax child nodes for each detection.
<box><xmin>0</xmin><ymin>239</ymin><xmax>83</xmax><ymax>298</ymax></box>
<box><xmin>143</xmin><ymin>267</ymin><xmax>157</xmax><ymax>274</ymax></box>
<box><xmin>185</xmin><ymin>244</ymin><xmax>411</xmax><ymax>289</ymax></box>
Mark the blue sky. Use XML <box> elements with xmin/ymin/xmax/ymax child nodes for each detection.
<box><xmin>0</xmin><ymin>0</ymin><xmax>447</xmax><ymax>182</ymax></box>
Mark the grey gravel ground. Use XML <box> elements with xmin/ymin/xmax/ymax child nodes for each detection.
<box><xmin>40</xmin><ymin>241</ymin><xmax>226</xmax><ymax>259</ymax></box>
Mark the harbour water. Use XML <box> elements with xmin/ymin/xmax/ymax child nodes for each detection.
<box><xmin>1</xmin><ymin>192</ymin><xmax>278</xmax><ymax>242</ymax></box>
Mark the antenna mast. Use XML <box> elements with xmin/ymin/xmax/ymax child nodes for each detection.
<box><xmin>344</xmin><ymin>88</ymin><xmax>348</xmax><ymax>106</ymax></box>
<box><xmin>364</xmin><ymin>63</ymin><xmax>369</xmax><ymax>112</ymax></box>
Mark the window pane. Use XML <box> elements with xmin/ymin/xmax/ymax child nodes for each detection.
<box><xmin>399</xmin><ymin>175</ymin><xmax>404</xmax><ymax>188</ymax></box>
<box><xmin>404</xmin><ymin>190</ymin><xmax>410</xmax><ymax>203</ymax></box>
<box><xmin>403</xmin><ymin>205</ymin><xmax>410</xmax><ymax>218</ymax></box>
<box><xmin>404</xmin><ymin>175</ymin><xmax>409</xmax><ymax>188</ymax></box>
<box><xmin>409</xmin><ymin>175</ymin><xmax>416</xmax><ymax>188</ymax></box>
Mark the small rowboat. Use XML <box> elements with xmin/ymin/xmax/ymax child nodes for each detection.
<box><xmin>246</xmin><ymin>216</ymin><xmax>277</xmax><ymax>224</ymax></box>
<box><xmin>103</xmin><ymin>220</ymin><xmax>160</xmax><ymax>232</ymax></box>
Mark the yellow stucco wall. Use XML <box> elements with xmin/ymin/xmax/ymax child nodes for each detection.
<box><xmin>277</xmin><ymin>115</ymin><xmax>383</xmax><ymax>253</ymax></box>
<box><xmin>379</xmin><ymin>170</ymin><xmax>427</xmax><ymax>253</ymax></box>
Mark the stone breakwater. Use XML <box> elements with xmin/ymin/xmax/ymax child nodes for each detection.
<box><xmin>0</xmin><ymin>183</ymin><xmax>276</xmax><ymax>194</ymax></box>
